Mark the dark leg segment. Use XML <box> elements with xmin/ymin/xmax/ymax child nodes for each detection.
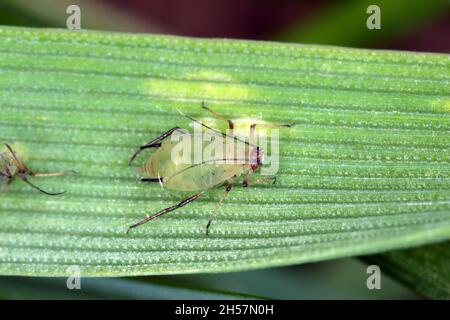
<box><xmin>141</xmin><ymin>178</ymin><xmax>164</xmax><ymax>183</ymax></box>
<box><xmin>4</xmin><ymin>143</ymin><xmax>22</xmax><ymax>168</ymax></box>
<box><xmin>243</xmin><ymin>175</ymin><xmax>277</xmax><ymax>187</ymax></box>
<box><xmin>129</xmin><ymin>127</ymin><xmax>182</xmax><ymax>165</ymax></box>
<box><xmin>243</xmin><ymin>174</ymin><xmax>249</xmax><ymax>187</ymax></box>
<box><xmin>127</xmin><ymin>191</ymin><xmax>205</xmax><ymax>234</ymax></box>
<box><xmin>19</xmin><ymin>175</ymin><xmax>66</xmax><ymax>196</ymax></box>
<box><xmin>205</xmin><ymin>182</ymin><xmax>233</xmax><ymax>236</ymax></box>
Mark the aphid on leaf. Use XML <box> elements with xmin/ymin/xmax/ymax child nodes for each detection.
<box><xmin>127</xmin><ymin>102</ymin><xmax>292</xmax><ymax>235</ymax></box>
<box><xmin>0</xmin><ymin>143</ymin><xmax>70</xmax><ymax>195</ymax></box>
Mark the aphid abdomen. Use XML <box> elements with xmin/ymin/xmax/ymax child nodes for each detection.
<box><xmin>175</xmin><ymin>164</ymin><xmax>224</xmax><ymax>190</ymax></box>
<box><xmin>142</xmin><ymin>134</ymin><xmax>245</xmax><ymax>192</ymax></box>
<box><xmin>143</xmin><ymin>148</ymin><xmax>164</xmax><ymax>179</ymax></box>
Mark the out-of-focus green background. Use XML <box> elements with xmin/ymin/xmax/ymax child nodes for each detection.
<box><xmin>0</xmin><ymin>0</ymin><xmax>448</xmax><ymax>299</ymax></box>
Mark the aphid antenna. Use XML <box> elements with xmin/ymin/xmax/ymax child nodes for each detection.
<box><xmin>18</xmin><ymin>174</ymin><xmax>66</xmax><ymax>196</ymax></box>
<box><xmin>175</xmin><ymin>108</ymin><xmax>258</xmax><ymax>148</ymax></box>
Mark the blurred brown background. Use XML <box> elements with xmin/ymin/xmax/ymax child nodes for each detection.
<box><xmin>1</xmin><ymin>0</ymin><xmax>449</xmax><ymax>52</ymax></box>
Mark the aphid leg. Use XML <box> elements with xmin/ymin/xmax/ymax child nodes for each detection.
<box><xmin>129</xmin><ymin>127</ymin><xmax>183</xmax><ymax>165</ymax></box>
<box><xmin>250</xmin><ymin>123</ymin><xmax>294</xmax><ymax>130</ymax></box>
<box><xmin>244</xmin><ymin>176</ymin><xmax>277</xmax><ymax>187</ymax></box>
<box><xmin>142</xmin><ymin>177</ymin><xmax>165</xmax><ymax>189</ymax></box>
<box><xmin>249</xmin><ymin>124</ymin><xmax>256</xmax><ymax>146</ymax></box>
<box><xmin>254</xmin><ymin>176</ymin><xmax>277</xmax><ymax>185</ymax></box>
<box><xmin>4</xmin><ymin>143</ymin><xmax>19</xmax><ymax>163</ymax></box>
<box><xmin>18</xmin><ymin>174</ymin><xmax>66</xmax><ymax>196</ymax></box>
<box><xmin>249</xmin><ymin>122</ymin><xmax>293</xmax><ymax>146</ymax></box>
<box><xmin>4</xmin><ymin>143</ymin><xmax>28</xmax><ymax>172</ymax></box>
<box><xmin>141</xmin><ymin>178</ymin><xmax>163</xmax><ymax>183</ymax></box>
<box><xmin>177</xmin><ymin>108</ymin><xmax>250</xmax><ymax>148</ymax></box>
<box><xmin>201</xmin><ymin>101</ymin><xmax>234</xmax><ymax>130</ymax></box>
<box><xmin>243</xmin><ymin>174</ymin><xmax>249</xmax><ymax>187</ymax></box>
<box><xmin>0</xmin><ymin>163</ymin><xmax>13</xmax><ymax>184</ymax></box>
<box><xmin>205</xmin><ymin>182</ymin><xmax>233</xmax><ymax>236</ymax></box>
<box><xmin>127</xmin><ymin>191</ymin><xmax>205</xmax><ymax>234</ymax></box>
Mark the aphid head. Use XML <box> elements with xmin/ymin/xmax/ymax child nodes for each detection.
<box><xmin>250</xmin><ymin>146</ymin><xmax>264</xmax><ymax>171</ymax></box>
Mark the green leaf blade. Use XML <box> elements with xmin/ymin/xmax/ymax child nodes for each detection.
<box><xmin>0</xmin><ymin>26</ymin><xmax>449</xmax><ymax>276</ymax></box>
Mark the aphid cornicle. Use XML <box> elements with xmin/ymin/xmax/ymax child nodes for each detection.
<box><xmin>0</xmin><ymin>143</ymin><xmax>69</xmax><ymax>195</ymax></box>
<box><xmin>128</xmin><ymin>102</ymin><xmax>292</xmax><ymax>235</ymax></box>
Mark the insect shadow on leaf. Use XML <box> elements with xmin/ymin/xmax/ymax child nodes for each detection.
<box><xmin>127</xmin><ymin>102</ymin><xmax>293</xmax><ymax>236</ymax></box>
<box><xmin>0</xmin><ymin>143</ymin><xmax>74</xmax><ymax>195</ymax></box>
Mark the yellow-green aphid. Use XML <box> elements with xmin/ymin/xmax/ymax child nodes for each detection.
<box><xmin>128</xmin><ymin>102</ymin><xmax>292</xmax><ymax>235</ymax></box>
<box><xmin>0</xmin><ymin>143</ymin><xmax>69</xmax><ymax>195</ymax></box>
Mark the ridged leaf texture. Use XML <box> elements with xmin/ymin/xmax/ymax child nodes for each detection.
<box><xmin>0</xmin><ymin>26</ymin><xmax>449</xmax><ymax>276</ymax></box>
